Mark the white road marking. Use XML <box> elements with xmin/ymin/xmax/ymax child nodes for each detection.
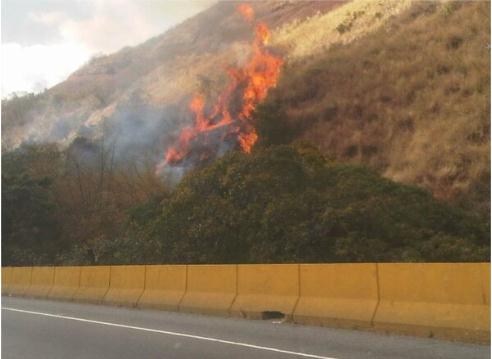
<box><xmin>2</xmin><ymin>306</ymin><xmax>337</xmax><ymax>359</ymax></box>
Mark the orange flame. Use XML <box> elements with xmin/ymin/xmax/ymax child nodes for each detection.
<box><xmin>161</xmin><ymin>3</ymin><xmax>283</xmax><ymax>167</ymax></box>
<box><xmin>237</xmin><ymin>3</ymin><xmax>254</xmax><ymax>22</ymax></box>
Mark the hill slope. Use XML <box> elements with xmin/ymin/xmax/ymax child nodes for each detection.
<box><xmin>1</xmin><ymin>1</ymin><xmax>346</xmax><ymax>149</ymax></box>
<box><xmin>260</xmin><ymin>1</ymin><xmax>490</xmax><ymax>215</ymax></box>
<box><xmin>2</xmin><ymin>0</ymin><xmax>490</xmax><ymax>214</ymax></box>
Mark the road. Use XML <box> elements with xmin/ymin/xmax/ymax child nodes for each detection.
<box><xmin>1</xmin><ymin>296</ymin><xmax>489</xmax><ymax>359</ymax></box>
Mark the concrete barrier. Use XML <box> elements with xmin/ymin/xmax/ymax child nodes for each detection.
<box><xmin>138</xmin><ymin>265</ymin><xmax>186</xmax><ymax>310</ymax></box>
<box><xmin>27</xmin><ymin>266</ymin><xmax>54</xmax><ymax>298</ymax></box>
<box><xmin>2</xmin><ymin>267</ymin><xmax>13</xmax><ymax>295</ymax></box>
<box><xmin>481</xmin><ymin>263</ymin><xmax>490</xmax><ymax>306</ymax></box>
<box><xmin>3</xmin><ymin>262</ymin><xmax>490</xmax><ymax>343</ymax></box>
<box><xmin>73</xmin><ymin>266</ymin><xmax>110</xmax><ymax>303</ymax></box>
<box><xmin>8</xmin><ymin>267</ymin><xmax>32</xmax><ymax>296</ymax></box>
<box><xmin>294</xmin><ymin>263</ymin><xmax>378</xmax><ymax>329</ymax></box>
<box><xmin>231</xmin><ymin>264</ymin><xmax>299</xmax><ymax>319</ymax></box>
<box><xmin>104</xmin><ymin>265</ymin><xmax>145</xmax><ymax>306</ymax></box>
<box><xmin>48</xmin><ymin>266</ymin><xmax>81</xmax><ymax>301</ymax></box>
<box><xmin>373</xmin><ymin>263</ymin><xmax>490</xmax><ymax>342</ymax></box>
<box><xmin>179</xmin><ymin>265</ymin><xmax>236</xmax><ymax>315</ymax></box>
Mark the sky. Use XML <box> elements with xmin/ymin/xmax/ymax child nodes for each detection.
<box><xmin>1</xmin><ymin>0</ymin><xmax>215</xmax><ymax>97</ymax></box>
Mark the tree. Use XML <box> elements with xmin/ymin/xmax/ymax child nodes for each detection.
<box><xmin>2</xmin><ymin>144</ymin><xmax>63</xmax><ymax>265</ymax></box>
<box><xmin>144</xmin><ymin>142</ymin><xmax>489</xmax><ymax>263</ymax></box>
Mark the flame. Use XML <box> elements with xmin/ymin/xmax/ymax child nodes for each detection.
<box><xmin>255</xmin><ymin>23</ymin><xmax>270</xmax><ymax>45</ymax></box>
<box><xmin>237</xmin><ymin>3</ymin><xmax>254</xmax><ymax>22</ymax></box>
<box><xmin>161</xmin><ymin>3</ymin><xmax>283</xmax><ymax>168</ymax></box>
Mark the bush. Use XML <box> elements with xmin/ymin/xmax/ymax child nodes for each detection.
<box><xmin>144</xmin><ymin>143</ymin><xmax>489</xmax><ymax>263</ymax></box>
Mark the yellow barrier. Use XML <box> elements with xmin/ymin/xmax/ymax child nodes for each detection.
<box><xmin>48</xmin><ymin>266</ymin><xmax>81</xmax><ymax>301</ymax></box>
<box><xmin>27</xmin><ymin>266</ymin><xmax>54</xmax><ymax>298</ymax></box>
<box><xmin>3</xmin><ymin>262</ymin><xmax>490</xmax><ymax>343</ymax></box>
<box><xmin>73</xmin><ymin>266</ymin><xmax>110</xmax><ymax>303</ymax></box>
<box><xmin>104</xmin><ymin>265</ymin><xmax>145</xmax><ymax>306</ymax></box>
<box><xmin>179</xmin><ymin>265</ymin><xmax>236</xmax><ymax>315</ymax></box>
<box><xmin>294</xmin><ymin>263</ymin><xmax>378</xmax><ymax>329</ymax></box>
<box><xmin>8</xmin><ymin>267</ymin><xmax>32</xmax><ymax>296</ymax></box>
<box><xmin>231</xmin><ymin>264</ymin><xmax>299</xmax><ymax>319</ymax></box>
<box><xmin>2</xmin><ymin>267</ymin><xmax>13</xmax><ymax>295</ymax></box>
<box><xmin>481</xmin><ymin>263</ymin><xmax>490</xmax><ymax>306</ymax></box>
<box><xmin>138</xmin><ymin>265</ymin><xmax>186</xmax><ymax>310</ymax></box>
<box><xmin>373</xmin><ymin>263</ymin><xmax>490</xmax><ymax>342</ymax></box>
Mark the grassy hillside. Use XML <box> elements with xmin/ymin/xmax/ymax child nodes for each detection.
<box><xmin>260</xmin><ymin>1</ymin><xmax>490</xmax><ymax>216</ymax></box>
<box><xmin>271</xmin><ymin>0</ymin><xmax>412</xmax><ymax>60</ymax></box>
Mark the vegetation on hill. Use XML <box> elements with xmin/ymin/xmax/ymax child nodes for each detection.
<box><xmin>2</xmin><ymin>141</ymin><xmax>166</xmax><ymax>265</ymax></box>
<box><xmin>2</xmin><ymin>141</ymin><xmax>489</xmax><ymax>265</ymax></box>
<box><xmin>140</xmin><ymin>142</ymin><xmax>488</xmax><ymax>264</ymax></box>
<box><xmin>2</xmin><ymin>145</ymin><xmax>63</xmax><ymax>264</ymax></box>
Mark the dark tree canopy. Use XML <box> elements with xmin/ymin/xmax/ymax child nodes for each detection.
<box><xmin>145</xmin><ymin>142</ymin><xmax>489</xmax><ymax>264</ymax></box>
<box><xmin>2</xmin><ymin>141</ymin><xmax>489</xmax><ymax>265</ymax></box>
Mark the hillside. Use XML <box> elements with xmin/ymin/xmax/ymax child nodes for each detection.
<box><xmin>2</xmin><ymin>0</ymin><xmax>490</xmax><ymax>214</ymax></box>
<box><xmin>263</xmin><ymin>1</ymin><xmax>490</xmax><ymax>216</ymax></box>
<box><xmin>1</xmin><ymin>1</ymin><xmax>346</xmax><ymax>149</ymax></box>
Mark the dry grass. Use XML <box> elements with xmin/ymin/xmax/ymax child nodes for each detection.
<box><xmin>266</xmin><ymin>1</ymin><xmax>490</xmax><ymax>215</ymax></box>
<box><xmin>272</xmin><ymin>0</ymin><xmax>412</xmax><ymax>61</ymax></box>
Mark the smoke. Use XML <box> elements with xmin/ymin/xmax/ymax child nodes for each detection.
<box><xmin>2</xmin><ymin>2</ymin><xmax>283</xmax><ymax>187</ymax></box>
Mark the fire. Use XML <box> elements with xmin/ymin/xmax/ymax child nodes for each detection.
<box><xmin>161</xmin><ymin>3</ymin><xmax>283</xmax><ymax>168</ymax></box>
<box><xmin>237</xmin><ymin>3</ymin><xmax>254</xmax><ymax>22</ymax></box>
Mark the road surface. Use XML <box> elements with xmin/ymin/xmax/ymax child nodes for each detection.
<box><xmin>2</xmin><ymin>296</ymin><xmax>489</xmax><ymax>359</ymax></box>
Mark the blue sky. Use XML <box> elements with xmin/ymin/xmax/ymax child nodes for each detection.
<box><xmin>1</xmin><ymin>0</ymin><xmax>215</xmax><ymax>97</ymax></box>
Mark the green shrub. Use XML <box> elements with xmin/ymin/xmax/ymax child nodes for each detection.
<box><xmin>144</xmin><ymin>143</ymin><xmax>489</xmax><ymax>263</ymax></box>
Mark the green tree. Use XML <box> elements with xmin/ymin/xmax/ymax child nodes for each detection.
<box><xmin>2</xmin><ymin>144</ymin><xmax>63</xmax><ymax>265</ymax></box>
<box><xmin>145</xmin><ymin>143</ymin><xmax>489</xmax><ymax>264</ymax></box>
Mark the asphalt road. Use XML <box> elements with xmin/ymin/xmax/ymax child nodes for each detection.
<box><xmin>1</xmin><ymin>296</ymin><xmax>489</xmax><ymax>359</ymax></box>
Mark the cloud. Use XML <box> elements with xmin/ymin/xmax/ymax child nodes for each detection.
<box><xmin>2</xmin><ymin>42</ymin><xmax>90</xmax><ymax>95</ymax></box>
<box><xmin>28</xmin><ymin>11</ymin><xmax>67</xmax><ymax>26</ymax></box>
<box><xmin>2</xmin><ymin>0</ymin><xmax>215</xmax><ymax>96</ymax></box>
<box><xmin>29</xmin><ymin>2</ymin><xmax>160</xmax><ymax>54</ymax></box>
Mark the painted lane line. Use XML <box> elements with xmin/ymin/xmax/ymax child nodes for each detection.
<box><xmin>2</xmin><ymin>307</ymin><xmax>337</xmax><ymax>359</ymax></box>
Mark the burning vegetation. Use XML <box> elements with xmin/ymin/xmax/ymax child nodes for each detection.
<box><xmin>159</xmin><ymin>4</ymin><xmax>283</xmax><ymax>169</ymax></box>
